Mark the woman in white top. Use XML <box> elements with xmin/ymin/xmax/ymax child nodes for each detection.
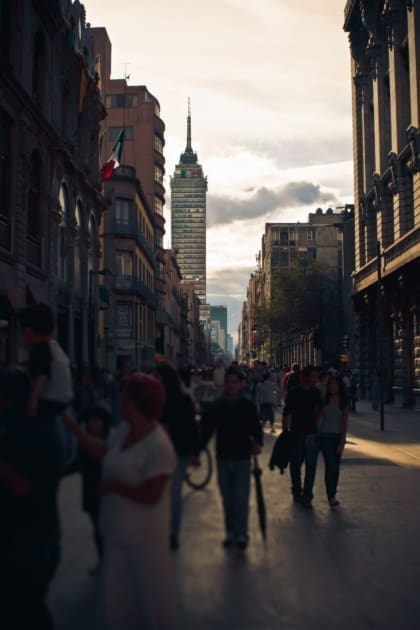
<box><xmin>319</xmin><ymin>375</ymin><xmax>349</xmax><ymax>509</ymax></box>
<box><xmin>64</xmin><ymin>372</ymin><xmax>177</xmax><ymax>630</ymax></box>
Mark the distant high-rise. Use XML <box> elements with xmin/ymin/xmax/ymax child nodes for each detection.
<box><xmin>171</xmin><ymin>101</ymin><xmax>207</xmax><ymax>318</ymax></box>
<box><xmin>210</xmin><ymin>305</ymin><xmax>228</xmax><ymax>352</ymax></box>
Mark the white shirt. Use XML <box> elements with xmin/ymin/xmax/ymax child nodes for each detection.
<box><xmin>99</xmin><ymin>422</ymin><xmax>176</xmax><ymax>545</ymax></box>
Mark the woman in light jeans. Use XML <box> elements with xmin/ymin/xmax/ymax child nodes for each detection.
<box><xmin>319</xmin><ymin>376</ymin><xmax>348</xmax><ymax>508</ymax></box>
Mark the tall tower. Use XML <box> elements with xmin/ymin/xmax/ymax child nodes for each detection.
<box><xmin>171</xmin><ymin>100</ymin><xmax>208</xmax><ymax>319</ymax></box>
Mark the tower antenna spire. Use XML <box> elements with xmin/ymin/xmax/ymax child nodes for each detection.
<box><xmin>186</xmin><ymin>97</ymin><xmax>192</xmax><ymax>152</ymax></box>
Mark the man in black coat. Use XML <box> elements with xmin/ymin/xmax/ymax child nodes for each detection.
<box><xmin>201</xmin><ymin>367</ymin><xmax>262</xmax><ymax>550</ymax></box>
<box><xmin>282</xmin><ymin>365</ymin><xmax>322</xmax><ymax>509</ymax></box>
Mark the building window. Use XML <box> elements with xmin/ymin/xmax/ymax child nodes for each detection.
<box><xmin>154</xmin><ymin>166</ymin><xmax>163</xmax><ymax>184</ymax></box>
<box><xmin>0</xmin><ymin>1</ymin><xmax>10</xmax><ymax>58</ymax></box>
<box><xmin>74</xmin><ymin>203</ymin><xmax>82</xmax><ymax>291</ymax></box>
<box><xmin>105</xmin><ymin>94</ymin><xmax>138</xmax><ymax>109</ymax></box>
<box><xmin>116</xmin><ymin>303</ymin><xmax>133</xmax><ymax>336</ymax></box>
<box><xmin>88</xmin><ymin>213</ymin><xmax>96</xmax><ymax>275</ymax></box>
<box><xmin>27</xmin><ymin>151</ymin><xmax>42</xmax><ymax>267</ymax></box>
<box><xmin>0</xmin><ymin>108</ymin><xmax>10</xmax><ymax>250</ymax></box>
<box><xmin>32</xmin><ymin>30</ymin><xmax>45</xmax><ymax>106</ymax></box>
<box><xmin>115</xmin><ymin>198</ymin><xmax>131</xmax><ymax>224</ymax></box>
<box><xmin>108</xmin><ymin>126</ymin><xmax>133</xmax><ymax>141</ymax></box>
<box><xmin>307</xmin><ymin>229</ymin><xmax>315</xmax><ymax>241</ymax></box>
<box><xmin>116</xmin><ymin>251</ymin><xmax>133</xmax><ymax>277</ymax></box>
<box><xmin>154</xmin><ymin>136</ymin><xmax>163</xmax><ymax>153</ymax></box>
<box><xmin>61</xmin><ymin>84</ymin><xmax>71</xmax><ymax>139</ymax></box>
<box><xmin>58</xmin><ymin>184</ymin><xmax>68</xmax><ymax>281</ymax></box>
<box><xmin>280</xmin><ymin>230</ymin><xmax>288</xmax><ymax>245</ymax></box>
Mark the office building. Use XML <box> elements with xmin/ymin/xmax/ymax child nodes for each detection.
<box><xmin>170</xmin><ymin>104</ymin><xmax>208</xmax><ymax>319</ymax></box>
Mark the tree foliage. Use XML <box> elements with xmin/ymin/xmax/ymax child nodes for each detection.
<box><xmin>258</xmin><ymin>260</ymin><xmax>340</xmax><ymax>342</ymax></box>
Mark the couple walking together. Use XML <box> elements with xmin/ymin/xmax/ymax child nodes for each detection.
<box><xmin>282</xmin><ymin>366</ymin><xmax>348</xmax><ymax>509</ymax></box>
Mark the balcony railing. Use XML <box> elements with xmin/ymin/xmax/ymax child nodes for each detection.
<box><xmin>113</xmin><ymin>220</ymin><xmax>155</xmax><ymax>265</ymax></box>
<box><xmin>137</xmin><ymin>279</ymin><xmax>158</xmax><ymax>308</ymax></box>
<box><xmin>114</xmin><ymin>274</ymin><xmax>137</xmax><ymax>291</ymax></box>
<box><xmin>114</xmin><ymin>275</ymin><xmax>157</xmax><ymax>308</ymax></box>
<box><xmin>113</xmin><ymin>219</ymin><xmax>138</xmax><ymax>239</ymax></box>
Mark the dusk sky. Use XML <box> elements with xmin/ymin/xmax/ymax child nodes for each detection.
<box><xmin>84</xmin><ymin>0</ymin><xmax>354</xmax><ymax>340</ymax></box>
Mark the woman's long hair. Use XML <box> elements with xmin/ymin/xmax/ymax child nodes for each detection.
<box><xmin>325</xmin><ymin>375</ymin><xmax>348</xmax><ymax>410</ymax></box>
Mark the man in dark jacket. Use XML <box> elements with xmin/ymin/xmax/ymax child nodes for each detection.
<box><xmin>282</xmin><ymin>365</ymin><xmax>322</xmax><ymax>509</ymax></box>
<box><xmin>201</xmin><ymin>367</ymin><xmax>262</xmax><ymax>550</ymax></box>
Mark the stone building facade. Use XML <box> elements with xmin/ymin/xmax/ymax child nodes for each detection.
<box><xmin>0</xmin><ymin>0</ymin><xmax>106</xmax><ymax>368</ymax></box>
<box><xmin>254</xmin><ymin>208</ymin><xmax>355</xmax><ymax>367</ymax></box>
<box><xmin>101</xmin><ymin>167</ymin><xmax>156</xmax><ymax>370</ymax></box>
<box><xmin>92</xmin><ymin>27</ymin><xmax>168</xmax><ymax>365</ymax></box>
<box><xmin>344</xmin><ymin>0</ymin><xmax>420</xmax><ymax>406</ymax></box>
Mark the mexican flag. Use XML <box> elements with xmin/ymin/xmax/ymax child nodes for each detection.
<box><xmin>102</xmin><ymin>128</ymin><xmax>125</xmax><ymax>180</ymax></box>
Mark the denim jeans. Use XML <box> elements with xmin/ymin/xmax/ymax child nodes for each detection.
<box><xmin>289</xmin><ymin>432</ymin><xmax>319</xmax><ymax>501</ymax></box>
<box><xmin>320</xmin><ymin>433</ymin><xmax>342</xmax><ymax>500</ymax></box>
<box><xmin>217</xmin><ymin>459</ymin><xmax>251</xmax><ymax>540</ymax></box>
<box><xmin>260</xmin><ymin>403</ymin><xmax>275</xmax><ymax>424</ymax></box>
<box><xmin>170</xmin><ymin>456</ymin><xmax>189</xmax><ymax>540</ymax></box>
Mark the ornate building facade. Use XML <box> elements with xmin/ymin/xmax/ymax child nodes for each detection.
<box><xmin>92</xmin><ymin>27</ymin><xmax>165</xmax><ymax>368</ymax></box>
<box><xmin>344</xmin><ymin>0</ymin><xmax>420</xmax><ymax>406</ymax></box>
<box><xmin>0</xmin><ymin>0</ymin><xmax>106</xmax><ymax>368</ymax></box>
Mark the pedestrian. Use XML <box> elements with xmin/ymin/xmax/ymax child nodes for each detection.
<box><xmin>282</xmin><ymin>362</ymin><xmax>300</xmax><ymax>403</ymax></box>
<box><xmin>282</xmin><ymin>365</ymin><xmax>322</xmax><ymax>509</ymax></box>
<box><xmin>63</xmin><ymin>372</ymin><xmax>177</xmax><ymax>630</ymax></box>
<box><xmin>212</xmin><ymin>357</ymin><xmax>226</xmax><ymax>397</ymax></box>
<box><xmin>155</xmin><ymin>363</ymin><xmax>200</xmax><ymax>550</ymax></box>
<box><xmin>0</xmin><ymin>366</ymin><xmax>63</xmax><ymax>630</ymax></box>
<box><xmin>319</xmin><ymin>375</ymin><xmax>349</xmax><ymax>508</ymax></box>
<box><xmin>18</xmin><ymin>303</ymin><xmax>73</xmax><ymax>422</ymax></box>
<box><xmin>78</xmin><ymin>405</ymin><xmax>113</xmax><ymax>574</ymax></box>
<box><xmin>201</xmin><ymin>367</ymin><xmax>262</xmax><ymax>550</ymax></box>
<box><xmin>256</xmin><ymin>372</ymin><xmax>279</xmax><ymax>433</ymax></box>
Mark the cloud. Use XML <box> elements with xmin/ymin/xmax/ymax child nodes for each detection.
<box><xmin>208</xmin><ymin>266</ymin><xmax>253</xmax><ymax>297</ymax></box>
<box><xmin>207</xmin><ymin>182</ymin><xmax>338</xmax><ymax>227</ymax></box>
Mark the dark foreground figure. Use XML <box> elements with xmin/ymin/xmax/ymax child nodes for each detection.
<box><xmin>0</xmin><ymin>367</ymin><xmax>63</xmax><ymax>630</ymax></box>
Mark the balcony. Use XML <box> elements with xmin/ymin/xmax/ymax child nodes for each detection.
<box><xmin>137</xmin><ymin>279</ymin><xmax>158</xmax><ymax>309</ymax></box>
<box><xmin>115</xmin><ymin>165</ymin><xmax>136</xmax><ymax>178</ymax></box>
<box><xmin>113</xmin><ymin>219</ymin><xmax>138</xmax><ymax>239</ymax></box>
<box><xmin>154</xmin><ymin>212</ymin><xmax>165</xmax><ymax>232</ymax></box>
<box><xmin>114</xmin><ymin>275</ymin><xmax>157</xmax><ymax>308</ymax></box>
<box><xmin>114</xmin><ymin>275</ymin><xmax>137</xmax><ymax>292</ymax></box>
<box><xmin>113</xmin><ymin>220</ymin><xmax>155</xmax><ymax>266</ymax></box>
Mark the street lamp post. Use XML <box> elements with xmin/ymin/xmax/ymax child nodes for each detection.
<box><xmin>88</xmin><ymin>268</ymin><xmax>113</xmax><ymax>369</ymax></box>
<box><xmin>376</xmin><ymin>241</ymin><xmax>385</xmax><ymax>431</ymax></box>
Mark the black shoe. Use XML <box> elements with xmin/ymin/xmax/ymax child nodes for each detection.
<box><xmin>235</xmin><ymin>537</ymin><xmax>248</xmax><ymax>551</ymax></box>
<box><xmin>88</xmin><ymin>564</ymin><xmax>100</xmax><ymax>576</ymax></box>
<box><xmin>293</xmin><ymin>494</ymin><xmax>302</xmax><ymax>503</ymax></box>
<box><xmin>170</xmin><ymin>536</ymin><xmax>179</xmax><ymax>550</ymax></box>
<box><xmin>301</xmin><ymin>498</ymin><xmax>313</xmax><ymax>510</ymax></box>
<box><xmin>222</xmin><ymin>536</ymin><xmax>234</xmax><ymax>548</ymax></box>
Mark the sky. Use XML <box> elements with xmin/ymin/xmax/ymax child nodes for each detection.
<box><xmin>84</xmin><ymin>0</ymin><xmax>354</xmax><ymax>341</ymax></box>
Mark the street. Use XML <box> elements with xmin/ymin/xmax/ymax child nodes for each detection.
<box><xmin>48</xmin><ymin>402</ymin><xmax>420</xmax><ymax>629</ymax></box>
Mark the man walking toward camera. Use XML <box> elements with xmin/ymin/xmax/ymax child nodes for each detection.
<box><xmin>201</xmin><ymin>367</ymin><xmax>262</xmax><ymax>550</ymax></box>
<box><xmin>282</xmin><ymin>365</ymin><xmax>322</xmax><ymax>509</ymax></box>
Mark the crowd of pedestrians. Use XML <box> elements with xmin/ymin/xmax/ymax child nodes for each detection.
<box><xmin>0</xmin><ymin>301</ymin><xmax>357</xmax><ymax>629</ymax></box>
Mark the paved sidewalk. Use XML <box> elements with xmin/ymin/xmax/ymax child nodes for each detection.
<box><xmin>346</xmin><ymin>400</ymin><xmax>420</xmax><ymax>467</ymax></box>
<box><xmin>48</xmin><ymin>405</ymin><xmax>420</xmax><ymax>629</ymax></box>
